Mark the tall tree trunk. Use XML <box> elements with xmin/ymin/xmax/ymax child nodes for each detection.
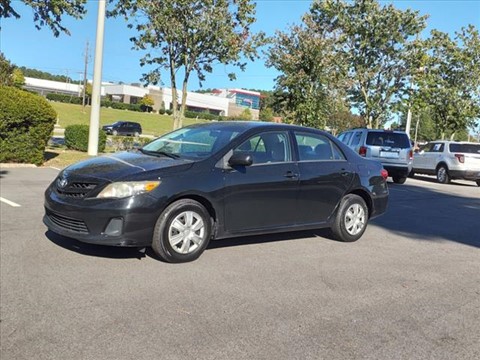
<box><xmin>178</xmin><ymin>73</ymin><xmax>190</xmax><ymax>130</ymax></box>
<box><xmin>170</xmin><ymin>51</ymin><xmax>181</xmax><ymax>130</ymax></box>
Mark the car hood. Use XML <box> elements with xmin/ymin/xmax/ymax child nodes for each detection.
<box><xmin>62</xmin><ymin>151</ymin><xmax>194</xmax><ymax>182</ymax></box>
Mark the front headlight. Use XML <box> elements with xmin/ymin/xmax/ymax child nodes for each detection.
<box><xmin>96</xmin><ymin>181</ymin><xmax>160</xmax><ymax>199</ymax></box>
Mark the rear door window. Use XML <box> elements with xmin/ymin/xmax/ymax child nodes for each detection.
<box><xmin>366</xmin><ymin>132</ymin><xmax>410</xmax><ymax>148</ymax></box>
<box><xmin>350</xmin><ymin>131</ymin><xmax>362</xmax><ymax>146</ymax></box>
<box><xmin>449</xmin><ymin>144</ymin><xmax>480</xmax><ymax>154</ymax></box>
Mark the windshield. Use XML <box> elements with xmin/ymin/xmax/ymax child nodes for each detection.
<box><xmin>142</xmin><ymin>125</ymin><xmax>240</xmax><ymax>159</ymax></box>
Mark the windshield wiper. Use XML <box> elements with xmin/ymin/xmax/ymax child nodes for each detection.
<box><xmin>139</xmin><ymin>148</ymin><xmax>180</xmax><ymax>159</ymax></box>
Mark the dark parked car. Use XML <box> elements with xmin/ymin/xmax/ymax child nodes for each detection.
<box><xmin>44</xmin><ymin>122</ymin><xmax>389</xmax><ymax>263</ymax></box>
<box><xmin>102</xmin><ymin>121</ymin><xmax>142</xmax><ymax>136</ymax></box>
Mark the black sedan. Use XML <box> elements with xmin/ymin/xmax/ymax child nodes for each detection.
<box><xmin>44</xmin><ymin>122</ymin><xmax>389</xmax><ymax>263</ymax></box>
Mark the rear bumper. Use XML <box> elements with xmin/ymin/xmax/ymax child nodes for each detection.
<box><xmin>383</xmin><ymin>165</ymin><xmax>410</xmax><ymax>178</ymax></box>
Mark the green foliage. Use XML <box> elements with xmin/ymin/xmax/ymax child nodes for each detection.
<box><xmin>0</xmin><ymin>53</ymin><xmax>16</xmax><ymax>86</ymax></box>
<box><xmin>267</xmin><ymin>16</ymin><xmax>348</xmax><ymax>128</ymax></box>
<box><xmin>19</xmin><ymin>66</ymin><xmax>76</xmax><ymax>82</ymax></box>
<box><xmin>308</xmin><ymin>0</ymin><xmax>427</xmax><ymax>128</ymax></box>
<box><xmin>239</xmin><ymin>108</ymin><xmax>253</xmax><ymax>120</ymax></box>
<box><xmin>12</xmin><ymin>68</ymin><xmax>25</xmax><ymax>87</ymax></box>
<box><xmin>417</xmin><ymin>26</ymin><xmax>480</xmax><ymax>139</ymax></box>
<box><xmin>64</xmin><ymin>124</ymin><xmax>106</xmax><ymax>152</ymax></box>
<box><xmin>0</xmin><ymin>86</ymin><xmax>57</xmax><ymax>165</ymax></box>
<box><xmin>1</xmin><ymin>0</ymin><xmax>88</xmax><ymax>37</ymax></box>
<box><xmin>259</xmin><ymin>108</ymin><xmax>274</xmax><ymax>122</ymax></box>
<box><xmin>109</xmin><ymin>136</ymin><xmax>151</xmax><ymax>152</ymax></box>
<box><xmin>47</xmin><ymin>93</ymin><xmax>82</xmax><ymax>104</ymax></box>
<box><xmin>328</xmin><ymin>111</ymin><xmax>364</xmax><ymax>135</ymax></box>
<box><xmin>101</xmin><ymin>100</ymin><xmax>143</xmax><ymax>112</ymax></box>
<box><xmin>140</xmin><ymin>94</ymin><xmax>154</xmax><ymax>107</ymax></box>
<box><xmin>109</xmin><ymin>0</ymin><xmax>265</xmax><ymax>130</ymax></box>
<box><xmin>184</xmin><ymin>110</ymin><xmax>221</xmax><ymax>121</ymax></box>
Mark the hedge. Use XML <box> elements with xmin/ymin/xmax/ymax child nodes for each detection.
<box><xmin>46</xmin><ymin>93</ymin><xmax>83</xmax><ymax>104</ymax></box>
<box><xmin>64</xmin><ymin>124</ymin><xmax>106</xmax><ymax>152</ymax></box>
<box><xmin>0</xmin><ymin>86</ymin><xmax>57</xmax><ymax>165</ymax></box>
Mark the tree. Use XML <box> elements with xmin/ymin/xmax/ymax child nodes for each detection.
<box><xmin>109</xmin><ymin>0</ymin><xmax>265</xmax><ymax>129</ymax></box>
<box><xmin>0</xmin><ymin>0</ymin><xmax>87</xmax><ymax>36</ymax></box>
<box><xmin>417</xmin><ymin>26</ymin><xmax>480</xmax><ymax>140</ymax></box>
<box><xmin>0</xmin><ymin>53</ymin><xmax>16</xmax><ymax>86</ymax></box>
<box><xmin>12</xmin><ymin>68</ymin><xmax>25</xmax><ymax>88</ymax></box>
<box><xmin>140</xmin><ymin>94</ymin><xmax>155</xmax><ymax>112</ymax></box>
<box><xmin>267</xmin><ymin>15</ymin><xmax>348</xmax><ymax>128</ymax></box>
<box><xmin>309</xmin><ymin>0</ymin><xmax>428</xmax><ymax>128</ymax></box>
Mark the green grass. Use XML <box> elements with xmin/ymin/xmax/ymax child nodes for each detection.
<box><xmin>50</xmin><ymin>102</ymin><xmax>206</xmax><ymax>136</ymax></box>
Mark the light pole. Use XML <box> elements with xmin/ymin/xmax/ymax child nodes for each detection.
<box><xmin>88</xmin><ymin>0</ymin><xmax>106</xmax><ymax>156</ymax></box>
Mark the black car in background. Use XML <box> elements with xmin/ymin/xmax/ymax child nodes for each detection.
<box><xmin>102</xmin><ymin>121</ymin><xmax>142</xmax><ymax>136</ymax></box>
<box><xmin>44</xmin><ymin>122</ymin><xmax>389</xmax><ymax>263</ymax></box>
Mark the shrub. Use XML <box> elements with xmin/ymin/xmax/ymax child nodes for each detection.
<box><xmin>0</xmin><ymin>86</ymin><xmax>57</xmax><ymax>165</ymax></box>
<box><xmin>159</xmin><ymin>108</ymin><xmax>166</xmax><ymax>115</ymax></box>
<box><xmin>64</xmin><ymin>124</ymin><xmax>106</xmax><ymax>152</ymax></box>
<box><xmin>184</xmin><ymin>110</ymin><xmax>221</xmax><ymax>121</ymax></box>
<box><xmin>46</xmin><ymin>93</ymin><xmax>83</xmax><ymax>104</ymax></box>
<box><xmin>165</xmin><ymin>109</ymin><xmax>173</xmax><ymax>115</ymax></box>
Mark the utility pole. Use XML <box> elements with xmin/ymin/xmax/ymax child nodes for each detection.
<box><xmin>82</xmin><ymin>40</ymin><xmax>89</xmax><ymax>109</ymax></box>
<box><xmin>88</xmin><ymin>0</ymin><xmax>106</xmax><ymax>156</ymax></box>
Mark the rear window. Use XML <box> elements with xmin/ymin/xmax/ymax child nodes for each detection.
<box><xmin>366</xmin><ymin>132</ymin><xmax>410</xmax><ymax>148</ymax></box>
<box><xmin>449</xmin><ymin>144</ymin><xmax>480</xmax><ymax>154</ymax></box>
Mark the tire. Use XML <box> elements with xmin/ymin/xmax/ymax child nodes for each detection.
<box><xmin>393</xmin><ymin>176</ymin><xmax>407</xmax><ymax>184</ymax></box>
<box><xmin>152</xmin><ymin>199</ymin><xmax>212</xmax><ymax>263</ymax></box>
<box><xmin>476</xmin><ymin>180</ymin><xmax>480</xmax><ymax>187</ymax></box>
<box><xmin>436</xmin><ymin>165</ymin><xmax>450</xmax><ymax>184</ymax></box>
<box><xmin>134</xmin><ymin>132</ymin><xmax>140</xmax><ymax>137</ymax></box>
<box><xmin>331</xmin><ymin>194</ymin><xmax>368</xmax><ymax>242</ymax></box>
<box><xmin>112</xmin><ymin>130</ymin><xmax>118</xmax><ymax>136</ymax></box>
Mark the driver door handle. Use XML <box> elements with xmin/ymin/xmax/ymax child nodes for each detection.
<box><xmin>284</xmin><ymin>171</ymin><xmax>299</xmax><ymax>179</ymax></box>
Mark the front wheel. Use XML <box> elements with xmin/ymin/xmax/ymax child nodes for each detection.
<box><xmin>436</xmin><ymin>165</ymin><xmax>450</xmax><ymax>184</ymax></box>
<box><xmin>152</xmin><ymin>199</ymin><xmax>212</xmax><ymax>263</ymax></box>
<box><xmin>112</xmin><ymin>130</ymin><xmax>118</xmax><ymax>136</ymax></box>
<box><xmin>331</xmin><ymin>194</ymin><xmax>368</xmax><ymax>242</ymax></box>
<box><xmin>393</xmin><ymin>176</ymin><xmax>407</xmax><ymax>184</ymax></box>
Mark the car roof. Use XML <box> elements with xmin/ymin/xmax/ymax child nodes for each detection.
<box><xmin>186</xmin><ymin>121</ymin><xmax>329</xmax><ymax>134</ymax></box>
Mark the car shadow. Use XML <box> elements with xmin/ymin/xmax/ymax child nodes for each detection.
<box><xmin>45</xmin><ymin>230</ymin><xmax>147</xmax><ymax>260</ymax></box>
<box><xmin>373</xmin><ymin>181</ymin><xmax>480</xmax><ymax>248</ymax></box>
<box><xmin>410</xmin><ymin>174</ymin><xmax>476</xmax><ymax>187</ymax></box>
<box><xmin>207</xmin><ymin>228</ymin><xmax>335</xmax><ymax>250</ymax></box>
<box><xmin>0</xmin><ymin>170</ymin><xmax>8</xmax><ymax>178</ymax></box>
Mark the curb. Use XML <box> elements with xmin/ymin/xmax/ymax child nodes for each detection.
<box><xmin>0</xmin><ymin>163</ymin><xmax>38</xmax><ymax>168</ymax></box>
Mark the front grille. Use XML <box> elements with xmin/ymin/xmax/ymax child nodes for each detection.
<box><xmin>47</xmin><ymin>211</ymin><xmax>89</xmax><ymax>234</ymax></box>
<box><xmin>56</xmin><ymin>182</ymin><xmax>98</xmax><ymax>198</ymax></box>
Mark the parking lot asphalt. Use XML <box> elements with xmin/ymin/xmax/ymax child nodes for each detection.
<box><xmin>1</xmin><ymin>167</ymin><xmax>479</xmax><ymax>360</ymax></box>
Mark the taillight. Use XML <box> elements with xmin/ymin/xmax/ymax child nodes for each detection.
<box><xmin>409</xmin><ymin>149</ymin><xmax>413</xmax><ymax>160</ymax></box>
<box><xmin>381</xmin><ymin>169</ymin><xmax>389</xmax><ymax>180</ymax></box>
<box><xmin>454</xmin><ymin>154</ymin><xmax>465</xmax><ymax>163</ymax></box>
<box><xmin>359</xmin><ymin>146</ymin><xmax>367</xmax><ymax>157</ymax></box>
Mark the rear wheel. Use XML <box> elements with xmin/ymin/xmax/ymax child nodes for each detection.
<box><xmin>112</xmin><ymin>130</ymin><xmax>118</xmax><ymax>136</ymax></box>
<box><xmin>331</xmin><ymin>194</ymin><xmax>368</xmax><ymax>242</ymax></box>
<box><xmin>134</xmin><ymin>131</ymin><xmax>140</xmax><ymax>137</ymax></box>
<box><xmin>393</xmin><ymin>176</ymin><xmax>407</xmax><ymax>184</ymax></box>
<box><xmin>436</xmin><ymin>165</ymin><xmax>450</xmax><ymax>184</ymax></box>
<box><xmin>152</xmin><ymin>199</ymin><xmax>212</xmax><ymax>263</ymax></box>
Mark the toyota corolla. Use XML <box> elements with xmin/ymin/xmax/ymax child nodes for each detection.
<box><xmin>44</xmin><ymin>122</ymin><xmax>389</xmax><ymax>262</ymax></box>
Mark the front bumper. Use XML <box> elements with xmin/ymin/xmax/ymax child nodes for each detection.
<box><xmin>43</xmin><ymin>187</ymin><xmax>165</xmax><ymax>247</ymax></box>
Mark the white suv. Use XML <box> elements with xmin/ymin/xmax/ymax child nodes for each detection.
<box><xmin>338</xmin><ymin>129</ymin><xmax>412</xmax><ymax>184</ymax></box>
<box><xmin>411</xmin><ymin>141</ymin><xmax>480</xmax><ymax>186</ymax></box>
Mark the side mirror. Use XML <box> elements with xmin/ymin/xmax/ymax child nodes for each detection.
<box><xmin>228</xmin><ymin>152</ymin><xmax>253</xmax><ymax>167</ymax></box>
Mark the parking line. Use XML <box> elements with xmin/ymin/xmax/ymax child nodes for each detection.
<box><xmin>0</xmin><ymin>197</ymin><xmax>21</xmax><ymax>207</ymax></box>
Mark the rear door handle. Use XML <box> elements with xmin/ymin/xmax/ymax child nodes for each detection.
<box><xmin>284</xmin><ymin>171</ymin><xmax>299</xmax><ymax>179</ymax></box>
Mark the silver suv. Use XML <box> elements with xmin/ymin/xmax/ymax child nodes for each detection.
<box><xmin>338</xmin><ymin>129</ymin><xmax>412</xmax><ymax>184</ymax></box>
<box><xmin>411</xmin><ymin>141</ymin><xmax>480</xmax><ymax>186</ymax></box>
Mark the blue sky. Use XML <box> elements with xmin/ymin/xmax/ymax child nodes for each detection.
<box><xmin>1</xmin><ymin>0</ymin><xmax>479</xmax><ymax>91</ymax></box>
